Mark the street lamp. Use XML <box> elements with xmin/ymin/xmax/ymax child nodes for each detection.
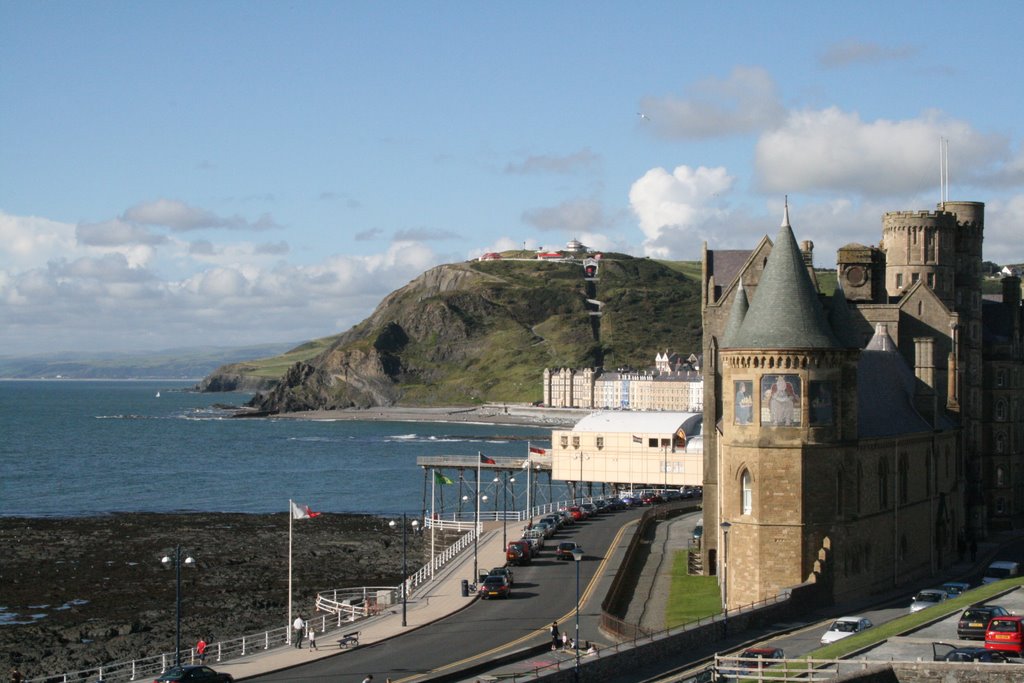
<box><xmin>493</xmin><ymin>476</ymin><xmax>500</xmax><ymax>513</ymax></box>
<box><xmin>571</xmin><ymin>547</ymin><xmax>584</xmax><ymax>682</ymax></box>
<box><xmin>720</xmin><ymin>521</ymin><xmax>731</xmax><ymax>633</ymax></box>
<box><xmin>502</xmin><ymin>473</ymin><xmax>508</xmax><ymax>550</ymax></box>
<box><xmin>389</xmin><ymin>514</ymin><xmax>420</xmax><ymax>627</ymax></box>
<box><xmin>161</xmin><ymin>546</ymin><xmax>195</xmax><ymax>666</ymax></box>
<box><xmin>465</xmin><ymin>494</ymin><xmax>487</xmax><ymax>582</ymax></box>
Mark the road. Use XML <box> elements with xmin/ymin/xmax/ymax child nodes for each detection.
<box><xmin>251</xmin><ymin>506</ymin><xmax>645</xmax><ymax>683</ymax></box>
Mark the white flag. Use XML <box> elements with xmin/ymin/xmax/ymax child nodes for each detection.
<box><xmin>291</xmin><ymin>501</ymin><xmax>321</xmax><ymax>519</ymax></box>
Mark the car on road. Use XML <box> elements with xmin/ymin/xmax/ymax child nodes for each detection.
<box><xmin>941</xmin><ymin>581</ymin><xmax>970</xmax><ymax>598</ymax></box>
<box><xmin>909</xmin><ymin>588</ymin><xmax>948</xmax><ymax>613</ymax></box>
<box><xmin>957</xmin><ymin>605</ymin><xmax>1011</xmax><ymax>640</ymax></box>
<box><xmin>581</xmin><ymin>502</ymin><xmax>598</xmax><ymax>516</ymax></box>
<box><xmin>606</xmin><ymin>497</ymin><xmax>626</xmax><ymax>510</ymax></box>
<box><xmin>556</xmin><ymin>541</ymin><xmax>582</xmax><ymax>561</ymax></box>
<box><xmin>932</xmin><ymin>642</ymin><xmax>1011</xmax><ymax>663</ymax></box>
<box><xmin>154</xmin><ymin>666</ymin><xmax>234</xmax><ymax>683</ymax></box>
<box><xmin>641</xmin><ymin>492</ymin><xmax>664</xmax><ymax>505</ymax></box>
<box><xmin>985</xmin><ymin>615</ymin><xmax>1024</xmax><ymax>656</ymax></box>
<box><xmin>982</xmin><ymin>560</ymin><xmax>1021</xmax><ymax>585</ymax></box>
<box><xmin>488</xmin><ymin>566</ymin><xmax>514</xmax><ymax>586</ymax></box>
<box><xmin>478</xmin><ymin>574</ymin><xmax>511</xmax><ymax>599</ymax></box>
<box><xmin>820</xmin><ymin>616</ymin><xmax>873</xmax><ymax>645</ymax></box>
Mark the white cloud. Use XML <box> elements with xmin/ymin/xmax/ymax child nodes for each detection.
<box><xmin>122</xmin><ymin>198</ymin><xmax>280</xmax><ymax>231</ymax></box>
<box><xmin>76</xmin><ymin>218</ymin><xmax>168</xmax><ymax>247</ymax></box>
<box><xmin>754</xmin><ymin>108</ymin><xmax>1007</xmax><ymax>196</ymax></box>
<box><xmin>639</xmin><ymin>66</ymin><xmax>786</xmax><ymax>139</ymax></box>
<box><xmin>628</xmin><ymin>165</ymin><xmax>734</xmax><ymax>256</ymax></box>
<box><xmin>819</xmin><ymin>40</ymin><xmax>917</xmax><ymax>68</ymax></box>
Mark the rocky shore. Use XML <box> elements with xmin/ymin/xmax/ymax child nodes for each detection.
<box><xmin>266</xmin><ymin>404</ymin><xmax>586</xmax><ymax>427</ymax></box>
<box><xmin>0</xmin><ymin>513</ymin><xmax>428</xmax><ymax>679</ymax></box>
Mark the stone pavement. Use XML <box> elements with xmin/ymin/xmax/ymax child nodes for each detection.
<box><xmin>215</xmin><ymin>524</ymin><xmax>509</xmax><ymax>680</ymax></box>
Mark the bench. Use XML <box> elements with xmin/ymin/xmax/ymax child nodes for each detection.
<box><xmin>338</xmin><ymin>631</ymin><xmax>360</xmax><ymax>649</ymax></box>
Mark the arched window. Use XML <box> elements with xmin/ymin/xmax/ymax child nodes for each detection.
<box><xmin>741</xmin><ymin>469</ymin><xmax>752</xmax><ymax>515</ymax></box>
<box><xmin>996</xmin><ymin>466</ymin><xmax>1006</xmax><ymax>487</ymax></box>
<box><xmin>996</xmin><ymin>432</ymin><xmax>1007</xmax><ymax>454</ymax></box>
<box><xmin>996</xmin><ymin>400</ymin><xmax>1007</xmax><ymax>421</ymax></box>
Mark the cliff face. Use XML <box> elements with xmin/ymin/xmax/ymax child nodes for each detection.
<box><xmin>202</xmin><ymin>256</ymin><xmax>701</xmax><ymax>413</ymax></box>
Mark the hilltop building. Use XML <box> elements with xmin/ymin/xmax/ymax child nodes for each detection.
<box><xmin>543</xmin><ymin>352</ymin><xmax>704</xmax><ymax>411</ymax></box>
<box><xmin>700</xmin><ymin>200</ymin><xmax>1023</xmax><ymax>608</ymax></box>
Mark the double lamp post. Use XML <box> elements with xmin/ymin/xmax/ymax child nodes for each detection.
<box><xmin>161</xmin><ymin>546</ymin><xmax>195</xmax><ymax>666</ymax></box>
<box><xmin>389</xmin><ymin>514</ymin><xmax>419</xmax><ymax>627</ymax></box>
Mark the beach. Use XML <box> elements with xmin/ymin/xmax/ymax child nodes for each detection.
<box><xmin>270</xmin><ymin>404</ymin><xmax>587</xmax><ymax>427</ymax></box>
<box><xmin>1</xmin><ymin>513</ymin><xmax>430</xmax><ymax>679</ymax></box>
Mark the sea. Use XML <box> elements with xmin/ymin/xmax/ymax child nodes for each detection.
<box><xmin>0</xmin><ymin>380</ymin><xmax>559</xmax><ymax>518</ymax></box>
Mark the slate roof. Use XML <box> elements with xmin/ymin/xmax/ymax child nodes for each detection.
<box><xmin>707</xmin><ymin>249</ymin><xmax>755</xmax><ymax>298</ymax></box>
<box><xmin>856</xmin><ymin>324</ymin><xmax>932</xmax><ymax>438</ymax></box>
<box><xmin>726</xmin><ymin>203</ymin><xmax>840</xmax><ymax>349</ymax></box>
<box><xmin>572</xmin><ymin>411</ymin><xmax>703</xmax><ymax>437</ymax></box>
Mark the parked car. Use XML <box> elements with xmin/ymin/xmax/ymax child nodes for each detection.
<box><xmin>641</xmin><ymin>492</ymin><xmax>664</xmax><ymax>505</ymax></box>
<box><xmin>505</xmin><ymin>540</ymin><xmax>532</xmax><ymax>566</ymax></box>
<box><xmin>557</xmin><ymin>510</ymin><xmax>576</xmax><ymax>526</ymax></box>
<box><xmin>620</xmin><ymin>494</ymin><xmax>638</xmax><ymax>507</ymax></box>
<box><xmin>154</xmin><ymin>666</ymin><xmax>234</xmax><ymax>683</ymax></box>
<box><xmin>985</xmin><ymin>615</ymin><xmax>1024</xmax><ymax>656</ymax></box>
<box><xmin>941</xmin><ymin>581</ymin><xmax>971</xmax><ymax>598</ymax></box>
<box><xmin>663</xmin><ymin>490</ymin><xmax>682</xmax><ymax>502</ymax></box>
<box><xmin>958</xmin><ymin>605</ymin><xmax>1012</xmax><ymax>640</ymax></box>
<box><xmin>820</xmin><ymin>616</ymin><xmax>873</xmax><ymax>645</ymax></box>
<box><xmin>488</xmin><ymin>566</ymin><xmax>514</xmax><ymax>586</ymax></box>
<box><xmin>520</xmin><ymin>534</ymin><xmax>542</xmax><ymax>556</ymax></box>
<box><xmin>932</xmin><ymin>642</ymin><xmax>1010</xmax><ymax>663</ymax></box>
<box><xmin>478</xmin><ymin>574</ymin><xmax>511</xmax><ymax>599</ymax></box>
<box><xmin>721</xmin><ymin>647</ymin><xmax>785</xmax><ymax>677</ymax></box>
<box><xmin>910</xmin><ymin>588</ymin><xmax>948</xmax><ymax>613</ymax></box>
<box><xmin>556</xmin><ymin>541</ymin><xmax>582</xmax><ymax>561</ymax></box>
<box><xmin>982</xmin><ymin>560</ymin><xmax>1021</xmax><ymax>585</ymax></box>
<box><xmin>581</xmin><ymin>502</ymin><xmax>598</xmax><ymax>516</ymax></box>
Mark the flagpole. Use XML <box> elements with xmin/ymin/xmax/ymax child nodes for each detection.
<box><xmin>287</xmin><ymin>498</ymin><xmax>293</xmax><ymax>646</ymax></box>
<box><xmin>431</xmin><ymin>469</ymin><xmax>436</xmax><ymax>580</ymax></box>
<box><xmin>526</xmin><ymin>443</ymin><xmax>532</xmax><ymax>521</ymax></box>
<box><xmin>475</xmin><ymin>452</ymin><xmax>482</xmax><ymax>582</ymax></box>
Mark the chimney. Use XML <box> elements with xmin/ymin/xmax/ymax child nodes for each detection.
<box><xmin>913</xmin><ymin>337</ymin><xmax>937</xmax><ymax>426</ymax></box>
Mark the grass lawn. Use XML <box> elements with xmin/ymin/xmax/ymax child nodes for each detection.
<box><xmin>666</xmin><ymin>550</ymin><xmax>723</xmax><ymax>628</ymax></box>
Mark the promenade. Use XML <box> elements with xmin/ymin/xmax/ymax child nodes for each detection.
<box><xmin>216</xmin><ymin>524</ymin><xmax>509</xmax><ymax>680</ymax></box>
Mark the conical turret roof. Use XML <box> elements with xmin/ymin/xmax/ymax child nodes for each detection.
<box><xmin>721</xmin><ymin>280</ymin><xmax>749</xmax><ymax>346</ymax></box>
<box><xmin>726</xmin><ymin>201</ymin><xmax>840</xmax><ymax>349</ymax></box>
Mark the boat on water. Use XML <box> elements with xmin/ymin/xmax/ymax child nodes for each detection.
<box><xmin>155</xmin><ymin>391</ymin><xmax>161</xmax><ymax>398</ymax></box>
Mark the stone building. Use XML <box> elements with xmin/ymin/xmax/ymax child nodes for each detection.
<box><xmin>698</xmin><ymin>200</ymin><xmax>1024</xmax><ymax>608</ymax></box>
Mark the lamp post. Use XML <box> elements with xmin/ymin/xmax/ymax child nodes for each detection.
<box><xmin>161</xmin><ymin>546</ymin><xmax>195</xmax><ymax>666</ymax></box>
<box><xmin>466</xmin><ymin>494</ymin><xmax>487</xmax><ymax>582</ymax></box>
<box><xmin>502</xmin><ymin>473</ymin><xmax>508</xmax><ymax>550</ymax></box>
<box><xmin>720</xmin><ymin>521</ymin><xmax>731</xmax><ymax>634</ymax></box>
<box><xmin>509</xmin><ymin>475</ymin><xmax>516</xmax><ymax>524</ymax></box>
<box><xmin>571</xmin><ymin>547</ymin><xmax>585</xmax><ymax>682</ymax></box>
<box><xmin>389</xmin><ymin>514</ymin><xmax>420</xmax><ymax>627</ymax></box>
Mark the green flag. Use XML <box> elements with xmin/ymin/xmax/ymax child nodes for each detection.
<box><xmin>434</xmin><ymin>471</ymin><xmax>453</xmax><ymax>485</ymax></box>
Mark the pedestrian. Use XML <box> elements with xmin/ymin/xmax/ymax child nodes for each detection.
<box><xmin>196</xmin><ymin>636</ymin><xmax>208</xmax><ymax>663</ymax></box>
<box><xmin>561</xmin><ymin>632</ymin><xmax>568</xmax><ymax>650</ymax></box>
<box><xmin>550</xmin><ymin>620</ymin><xmax>559</xmax><ymax>650</ymax></box>
<box><xmin>307</xmin><ymin>626</ymin><xmax>317</xmax><ymax>651</ymax></box>
<box><xmin>293</xmin><ymin>615</ymin><xmax>305</xmax><ymax>648</ymax></box>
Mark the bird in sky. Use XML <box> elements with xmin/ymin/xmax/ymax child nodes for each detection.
<box><xmin>637</xmin><ymin>112</ymin><xmax>650</xmax><ymax>121</ymax></box>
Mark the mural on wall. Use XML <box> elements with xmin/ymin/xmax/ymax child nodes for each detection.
<box><xmin>734</xmin><ymin>380</ymin><xmax>754</xmax><ymax>425</ymax></box>
<box><xmin>809</xmin><ymin>381</ymin><xmax>834</xmax><ymax>426</ymax></box>
<box><xmin>761</xmin><ymin>374</ymin><xmax>801</xmax><ymax>426</ymax></box>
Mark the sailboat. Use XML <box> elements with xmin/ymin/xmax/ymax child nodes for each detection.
<box><xmin>155</xmin><ymin>391</ymin><xmax>161</xmax><ymax>398</ymax></box>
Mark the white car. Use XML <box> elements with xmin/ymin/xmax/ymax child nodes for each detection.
<box><xmin>820</xmin><ymin>616</ymin><xmax>873</xmax><ymax>645</ymax></box>
<box><xmin>909</xmin><ymin>588</ymin><xmax>948</xmax><ymax>613</ymax></box>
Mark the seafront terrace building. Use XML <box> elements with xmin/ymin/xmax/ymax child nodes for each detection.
<box><xmin>543</xmin><ymin>355</ymin><xmax>703</xmax><ymax>411</ymax></box>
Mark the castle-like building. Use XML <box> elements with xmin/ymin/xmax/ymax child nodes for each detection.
<box><xmin>700</xmin><ymin>200</ymin><xmax>1022</xmax><ymax>607</ymax></box>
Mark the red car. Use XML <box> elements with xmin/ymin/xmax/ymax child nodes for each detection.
<box><xmin>641</xmin><ymin>492</ymin><xmax>664</xmax><ymax>505</ymax></box>
<box><xmin>985</xmin><ymin>615</ymin><xmax>1024</xmax><ymax>656</ymax></box>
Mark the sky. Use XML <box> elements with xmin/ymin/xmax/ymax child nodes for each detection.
<box><xmin>2</xmin><ymin>2</ymin><xmax>1022</xmax><ymax>356</ymax></box>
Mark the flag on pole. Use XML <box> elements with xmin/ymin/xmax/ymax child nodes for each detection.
<box><xmin>479</xmin><ymin>453</ymin><xmax>496</xmax><ymax>464</ymax></box>
<box><xmin>434</xmin><ymin>471</ymin><xmax>454</xmax><ymax>485</ymax></box>
<box><xmin>632</xmin><ymin>435</ymin><xmax>642</xmax><ymax>444</ymax></box>
<box><xmin>290</xmin><ymin>501</ymin><xmax>321</xmax><ymax>519</ymax></box>
<box><xmin>529</xmin><ymin>446</ymin><xmax>546</xmax><ymax>455</ymax></box>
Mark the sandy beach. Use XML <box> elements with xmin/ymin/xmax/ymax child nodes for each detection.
<box><xmin>272</xmin><ymin>403</ymin><xmax>587</xmax><ymax>427</ymax></box>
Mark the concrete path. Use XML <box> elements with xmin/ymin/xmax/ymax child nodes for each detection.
<box><xmin>623</xmin><ymin>511</ymin><xmax>701</xmax><ymax>632</ymax></box>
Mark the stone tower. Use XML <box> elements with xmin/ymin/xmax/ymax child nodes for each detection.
<box><xmin>717</xmin><ymin>203</ymin><xmax>859</xmax><ymax>607</ymax></box>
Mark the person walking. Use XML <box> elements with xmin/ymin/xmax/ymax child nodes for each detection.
<box><xmin>550</xmin><ymin>620</ymin><xmax>559</xmax><ymax>650</ymax></box>
<box><xmin>196</xmin><ymin>637</ymin><xmax>208</xmax><ymax>663</ymax></box>
<box><xmin>561</xmin><ymin>632</ymin><xmax>568</xmax><ymax>650</ymax></box>
<box><xmin>292</xmin><ymin>615</ymin><xmax>305</xmax><ymax>648</ymax></box>
<box><xmin>307</xmin><ymin>626</ymin><xmax>317</xmax><ymax>651</ymax></box>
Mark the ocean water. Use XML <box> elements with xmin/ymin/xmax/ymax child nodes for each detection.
<box><xmin>0</xmin><ymin>380</ymin><xmax>556</xmax><ymax>517</ymax></box>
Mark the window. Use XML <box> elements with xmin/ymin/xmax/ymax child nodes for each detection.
<box><xmin>996</xmin><ymin>400</ymin><xmax>1007</xmax><ymax>421</ymax></box>
<box><xmin>996</xmin><ymin>432</ymin><xmax>1006</xmax><ymax>454</ymax></box>
<box><xmin>911</xmin><ymin>273</ymin><xmax>919</xmax><ymax>284</ymax></box>
<box><xmin>596</xmin><ymin>436</ymin><xmax>604</xmax><ymax>450</ymax></box>
<box><xmin>741</xmin><ymin>469</ymin><xmax>752</xmax><ymax>515</ymax></box>
<box><xmin>927</xmin><ymin>272</ymin><xmax>935</xmax><ymax>288</ymax></box>
<box><xmin>996</xmin><ymin>498</ymin><xmax>1006</xmax><ymax>514</ymax></box>
<box><xmin>560</xmin><ymin>435</ymin><xmax>568</xmax><ymax>448</ymax></box>
<box><xmin>896</xmin><ymin>273</ymin><xmax>904</xmax><ymax>288</ymax></box>
<box><xmin>996</xmin><ymin>466</ymin><xmax>1006</xmax><ymax>488</ymax></box>
<box><xmin>879</xmin><ymin>460</ymin><xmax>889</xmax><ymax>509</ymax></box>
<box><xmin>997</xmin><ymin>370</ymin><xmax>1007</xmax><ymax>387</ymax></box>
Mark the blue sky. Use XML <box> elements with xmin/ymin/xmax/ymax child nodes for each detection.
<box><xmin>2</xmin><ymin>2</ymin><xmax>1021</xmax><ymax>355</ymax></box>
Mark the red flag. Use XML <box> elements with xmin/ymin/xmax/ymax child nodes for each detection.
<box><xmin>479</xmin><ymin>453</ymin><xmax>496</xmax><ymax>464</ymax></box>
<box><xmin>529</xmin><ymin>446</ymin><xmax>546</xmax><ymax>455</ymax></box>
<box><xmin>291</xmin><ymin>501</ymin><xmax>321</xmax><ymax>519</ymax></box>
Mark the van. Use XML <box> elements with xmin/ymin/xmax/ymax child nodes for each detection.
<box><xmin>982</xmin><ymin>560</ymin><xmax>1020</xmax><ymax>585</ymax></box>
